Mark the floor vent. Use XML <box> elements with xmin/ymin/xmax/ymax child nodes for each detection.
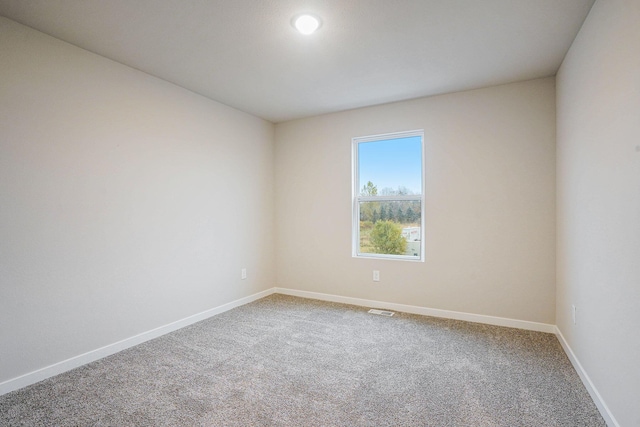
<box><xmin>368</xmin><ymin>309</ymin><xmax>395</xmax><ymax>317</ymax></box>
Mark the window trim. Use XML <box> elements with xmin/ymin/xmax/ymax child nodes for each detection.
<box><xmin>352</xmin><ymin>130</ymin><xmax>425</xmax><ymax>262</ymax></box>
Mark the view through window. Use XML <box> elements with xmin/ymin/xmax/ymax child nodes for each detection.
<box><xmin>352</xmin><ymin>130</ymin><xmax>424</xmax><ymax>260</ymax></box>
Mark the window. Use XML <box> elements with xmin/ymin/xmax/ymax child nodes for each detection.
<box><xmin>352</xmin><ymin>130</ymin><xmax>424</xmax><ymax>261</ymax></box>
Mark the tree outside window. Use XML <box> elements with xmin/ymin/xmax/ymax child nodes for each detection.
<box><xmin>352</xmin><ymin>131</ymin><xmax>424</xmax><ymax>260</ymax></box>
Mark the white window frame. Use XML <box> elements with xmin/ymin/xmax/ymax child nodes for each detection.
<box><xmin>352</xmin><ymin>130</ymin><xmax>425</xmax><ymax>262</ymax></box>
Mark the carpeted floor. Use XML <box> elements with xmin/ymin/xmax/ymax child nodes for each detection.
<box><xmin>0</xmin><ymin>294</ymin><xmax>606</xmax><ymax>426</ymax></box>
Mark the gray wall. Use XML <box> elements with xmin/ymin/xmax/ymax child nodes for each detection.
<box><xmin>275</xmin><ymin>78</ymin><xmax>557</xmax><ymax>324</ymax></box>
<box><xmin>0</xmin><ymin>17</ymin><xmax>276</xmax><ymax>384</ymax></box>
<box><xmin>556</xmin><ymin>0</ymin><xmax>640</xmax><ymax>425</ymax></box>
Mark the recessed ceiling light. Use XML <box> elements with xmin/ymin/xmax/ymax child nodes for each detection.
<box><xmin>292</xmin><ymin>14</ymin><xmax>321</xmax><ymax>35</ymax></box>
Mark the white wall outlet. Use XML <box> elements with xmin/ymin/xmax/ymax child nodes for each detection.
<box><xmin>373</xmin><ymin>270</ymin><xmax>380</xmax><ymax>282</ymax></box>
<box><xmin>241</xmin><ymin>268</ymin><xmax>247</xmax><ymax>280</ymax></box>
<box><xmin>572</xmin><ymin>304</ymin><xmax>577</xmax><ymax>325</ymax></box>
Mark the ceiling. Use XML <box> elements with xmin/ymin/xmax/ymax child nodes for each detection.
<box><xmin>0</xmin><ymin>0</ymin><xmax>595</xmax><ymax>123</ymax></box>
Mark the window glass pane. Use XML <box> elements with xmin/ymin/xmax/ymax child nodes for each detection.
<box><xmin>359</xmin><ymin>200</ymin><xmax>421</xmax><ymax>257</ymax></box>
<box><xmin>358</xmin><ymin>136</ymin><xmax>422</xmax><ymax>196</ymax></box>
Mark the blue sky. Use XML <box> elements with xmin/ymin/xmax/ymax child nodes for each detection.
<box><xmin>358</xmin><ymin>136</ymin><xmax>422</xmax><ymax>194</ymax></box>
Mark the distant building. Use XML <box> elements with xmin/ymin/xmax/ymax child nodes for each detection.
<box><xmin>402</xmin><ymin>227</ymin><xmax>421</xmax><ymax>256</ymax></box>
<box><xmin>402</xmin><ymin>227</ymin><xmax>420</xmax><ymax>242</ymax></box>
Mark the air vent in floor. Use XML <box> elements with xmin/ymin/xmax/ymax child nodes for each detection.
<box><xmin>368</xmin><ymin>309</ymin><xmax>395</xmax><ymax>317</ymax></box>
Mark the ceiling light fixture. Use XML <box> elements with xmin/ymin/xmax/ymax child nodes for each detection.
<box><xmin>292</xmin><ymin>14</ymin><xmax>321</xmax><ymax>35</ymax></box>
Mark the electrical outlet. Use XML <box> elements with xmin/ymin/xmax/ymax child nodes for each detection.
<box><xmin>373</xmin><ymin>270</ymin><xmax>380</xmax><ymax>282</ymax></box>
<box><xmin>572</xmin><ymin>304</ymin><xmax>576</xmax><ymax>325</ymax></box>
<box><xmin>241</xmin><ymin>268</ymin><xmax>247</xmax><ymax>280</ymax></box>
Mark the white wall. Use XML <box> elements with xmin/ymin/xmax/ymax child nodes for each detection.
<box><xmin>275</xmin><ymin>78</ymin><xmax>556</xmax><ymax>324</ymax></box>
<box><xmin>556</xmin><ymin>0</ymin><xmax>640</xmax><ymax>425</ymax></box>
<box><xmin>0</xmin><ymin>17</ymin><xmax>275</xmax><ymax>385</ymax></box>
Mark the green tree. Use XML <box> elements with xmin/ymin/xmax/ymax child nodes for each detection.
<box><xmin>386</xmin><ymin>205</ymin><xmax>395</xmax><ymax>222</ymax></box>
<box><xmin>371</xmin><ymin>220</ymin><xmax>407</xmax><ymax>255</ymax></box>
<box><xmin>360</xmin><ymin>181</ymin><xmax>378</xmax><ymax>196</ymax></box>
<box><xmin>379</xmin><ymin>205</ymin><xmax>387</xmax><ymax>221</ymax></box>
<box><xmin>406</xmin><ymin>206</ymin><xmax>416</xmax><ymax>223</ymax></box>
<box><xmin>360</xmin><ymin>181</ymin><xmax>379</xmax><ymax>222</ymax></box>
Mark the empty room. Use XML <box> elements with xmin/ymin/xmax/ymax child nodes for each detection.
<box><xmin>0</xmin><ymin>0</ymin><xmax>638</xmax><ymax>426</ymax></box>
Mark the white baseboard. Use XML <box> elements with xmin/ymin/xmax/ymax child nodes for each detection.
<box><xmin>0</xmin><ymin>286</ymin><xmax>617</xmax><ymax>427</ymax></box>
<box><xmin>275</xmin><ymin>289</ymin><xmax>620</xmax><ymax>424</ymax></box>
<box><xmin>274</xmin><ymin>287</ymin><xmax>556</xmax><ymax>333</ymax></box>
<box><xmin>0</xmin><ymin>288</ymin><xmax>275</xmax><ymax>396</ymax></box>
<box><xmin>555</xmin><ymin>327</ymin><xmax>620</xmax><ymax>427</ymax></box>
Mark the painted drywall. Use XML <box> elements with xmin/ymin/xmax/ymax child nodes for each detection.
<box><xmin>275</xmin><ymin>78</ymin><xmax>556</xmax><ymax>324</ymax></box>
<box><xmin>556</xmin><ymin>0</ymin><xmax>640</xmax><ymax>425</ymax></box>
<box><xmin>0</xmin><ymin>17</ymin><xmax>275</xmax><ymax>385</ymax></box>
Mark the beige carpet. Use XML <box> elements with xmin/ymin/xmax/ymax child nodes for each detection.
<box><xmin>0</xmin><ymin>294</ymin><xmax>605</xmax><ymax>426</ymax></box>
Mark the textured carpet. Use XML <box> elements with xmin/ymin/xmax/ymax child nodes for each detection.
<box><xmin>0</xmin><ymin>294</ymin><xmax>605</xmax><ymax>426</ymax></box>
